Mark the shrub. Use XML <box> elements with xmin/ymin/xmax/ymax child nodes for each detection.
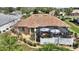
<box><xmin>39</xmin><ymin>44</ymin><xmax>71</xmax><ymax>51</ymax></box>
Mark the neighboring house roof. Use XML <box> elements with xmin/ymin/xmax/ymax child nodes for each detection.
<box><xmin>72</xmin><ymin>9</ymin><xmax>79</xmax><ymax>13</ymax></box>
<box><xmin>0</xmin><ymin>14</ymin><xmax>21</xmax><ymax>27</ymax></box>
<box><xmin>49</xmin><ymin>10</ymin><xmax>55</xmax><ymax>16</ymax></box>
<box><xmin>16</xmin><ymin>14</ymin><xmax>69</xmax><ymax>28</ymax></box>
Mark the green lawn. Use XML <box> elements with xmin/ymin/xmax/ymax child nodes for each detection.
<box><xmin>64</xmin><ymin>16</ymin><xmax>79</xmax><ymax>19</ymax></box>
<box><xmin>65</xmin><ymin>20</ymin><xmax>79</xmax><ymax>34</ymax></box>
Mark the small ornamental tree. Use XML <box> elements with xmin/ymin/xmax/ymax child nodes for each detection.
<box><xmin>0</xmin><ymin>33</ymin><xmax>23</xmax><ymax>51</ymax></box>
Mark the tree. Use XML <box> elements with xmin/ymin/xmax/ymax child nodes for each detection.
<box><xmin>19</xmin><ymin>7</ymin><xmax>35</xmax><ymax>14</ymax></box>
<box><xmin>64</xmin><ymin>7</ymin><xmax>73</xmax><ymax>15</ymax></box>
<box><xmin>3</xmin><ymin>7</ymin><xmax>15</xmax><ymax>14</ymax></box>
<box><xmin>0</xmin><ymin>33</ymin><xmax>23</xmax><ymax>51</ymax></box>
<box><xmin>54</xmin><ymin>9</ymin><xmax>60</xmax><ymax>16</ymax></box>
<box><xmin>33</xmin><ymin>8</ymin><xmax>39</xmax><ymax>14</ymax></box>
<box><xmin>17</xmin><ymin>7</ymin><xmax>35</xmax><ymax>18</ymax></box>
<box><xmin>16</xmin><ymin>7</ymin><xmax>21</xmax><ymax>10</ymax></box>
<box><xmin>42</xmin><ymin>7</ymin><xmax>53</xmax><ymax>13</ymax></box>
<box><xmin>39</xmin><ymin>44</ymin><xmax>70</xmax><ymax>51</ymax></box>
<box><xmin>33</xmin><ymin>7</ymin><xmax>54</xmax><ymax>14</ymax></box>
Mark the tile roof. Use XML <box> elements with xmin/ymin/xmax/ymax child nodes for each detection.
<box><xmin>16</xmin><ymin>14</ymin><xmax>69</xmax><ymax>28</ymax></box>
<box><xmin>72</xmin><ymin>9</ymin><xmax>79</xmax><ymax>13</ymax></box>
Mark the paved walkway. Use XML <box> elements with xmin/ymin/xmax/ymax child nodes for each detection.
<box><xmin>11</xmin><ymin>32</ymin><xmax>17</xmax><ymax>37</ymax></box>
<box><xmin>21</xmin><ymin>33</ymin><xmax>31</xmax><ymax>40</ymax></box>
<box><xmin>15</xmin><ymin>33</ymin><xmax>41</xmax><ymax>49</ymax></box>
<box><xmin>17</xmin><ymin>40</ymin><xmax>41</xmax><ymax>49</ymax></box>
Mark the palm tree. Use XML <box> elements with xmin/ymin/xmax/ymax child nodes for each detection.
<box><xmin>0</xmin><ymin>33</ymin><xmax>23</xmax><ymax>51</ymax></box>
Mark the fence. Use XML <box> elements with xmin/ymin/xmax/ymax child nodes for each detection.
<box><xmin>40</xmin><ymin>37</ymin><xmax>74</xmax><ymax>45</ymax></box>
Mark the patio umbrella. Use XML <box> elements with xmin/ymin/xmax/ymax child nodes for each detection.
<box><xmin>40</xmin><ymin>28</ymin><xmax>50</xmax><ymax>32</ymax></box>
<box><xmin>59</xmin><ymin>28</ymin><xmax>68</xmax><ymax>33</ymax></box>
<box><xmin>50</xmin><ymin>29</ymin><xmax>60</xmax><ymax>34</ymax></box>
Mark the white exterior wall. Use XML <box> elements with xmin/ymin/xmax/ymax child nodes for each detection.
<box><xmin>40</xmin><ymin>37</ymin><xmax>74</xmax><ymax>45</ymax></box>
<box><xmin>59</xmin><ymin>38</ymin><xmax>74</xmax><ymax>45</ymax></box>
<box><xmin>40</xmin><ymin>37</ymin><xmax>58</xmax><ymax>44</ymax></box>
<box><xmin>0</xmin><ymin>19</ymin><xmax>20</xmax><ymax>33</ymax></box>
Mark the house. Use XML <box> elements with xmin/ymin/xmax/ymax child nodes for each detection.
<box><xmin>0</xmin><ymin>13</ymin><xmax>22</xmax><ymax>33</ymax></box>
<box><xmin>71</xmin><ymin>9</ymin><xmax>79</xmax><ymax>16</ymax></box>
<box><xmin>15</xmin><ymin>14</ymin><xmax>74</xmax><ymax>45</ymax></box>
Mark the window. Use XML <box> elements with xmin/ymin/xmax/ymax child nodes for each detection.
<box><xmin>0</xmin><ymin>31</ymin><xmax>1</xmax><ymax>33</ymax></box>
<box><xmin>6</xmin><ymin>28</ymin><xmax>9</xmax><ymax>30</ymax></box>
<box><xmin>10</xmin><ymin>26</ymin><xmax>12</xmax><ymax>28</ymax></box>
<box><xmin>3</xmin><ymin>30</ymin><xmax>5</xmax><ymax>32</ymax></box>
<box><xmin>18</xmin><ymin>27</ymin><xmax>25</xmax><ymax>32</ymax></box>
<box><xmin>31</xmin><ymin>28</ymin><xmax>34</xmax><ymax>33</ymax></box>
